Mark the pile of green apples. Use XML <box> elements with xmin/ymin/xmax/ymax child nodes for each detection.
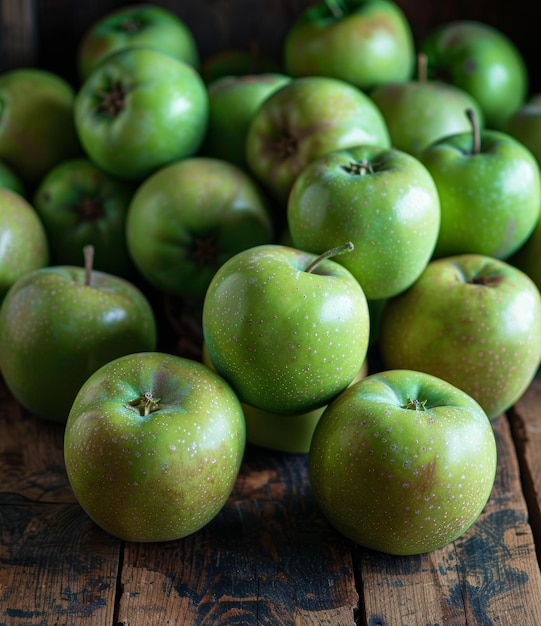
<box><xmin>1</xmin><ymin>0</ymin><xmax>541</xmax><ymax>556</ymax></box>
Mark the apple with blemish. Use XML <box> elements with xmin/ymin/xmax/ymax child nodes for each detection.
<box><xmin>379</xmin><ymin>254</ymin><xmax>541</xmax><ymax>420</ymax></box>
<box><xmin>309</xmin><ymin>369</ymin><xmax>497</xmax><ymax>555</ymax></box>
<box><xmin>64</xmin><ymin>351</ymin><xmax>245</xmax><ymax>542</ymax></box>
<box><xmin>0</xmin><ymin>246</ymin><xmax>157</xmax><ymax>423</ymax></box>
<box><xmin>202</xmin><ymin>242</ymin><xmax>370</xmax><ymax>415</ymax></box>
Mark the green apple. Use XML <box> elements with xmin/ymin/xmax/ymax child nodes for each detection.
<box><xmin>508</xmin><ymin>212</ymin><xmax>541</xmax><ymax>292</ymax></box>
<box><xmin>202</xmin><ymin>243</ymin><xmax>370</xmax><ymax>415</ymax></box>
<box><xmin>309</xmin><ymin>369</ymin><xmax>497</xmax><ymax>555</ymax></box>
<box><xmin>74</xmin><ymin>47</ymin><xmax>208</xmax><ymax>182</ymax></box>
<box><xmin>245</xmin><ymin>75</ymin><xmax>391</xmax><ymax>206</ymax></box>
<box><xmin>0</xmin><ymin>188</ymin><xmax>49</xmax><ymax>302</ymax></box>
<box><xmin>0</xmin><ymin>160</ymin><xmax>25</xmax><ymax>196</ymax></box>
<box><xmin>77</xmin><ymin>3</ymin><xmax>200</xmax><ymax>81</ymax></box>
<box><xmin>420</xmin><ymin>109</ymin><xmax>541</xmax><ymax>260</ymax></box>
<box><xmin>64</xmin><ymin>351</ymin><xmax>245</xmax><ymax>542</ymax></box>
<box><xmin>379</xmin><ymin>254</ymin><xmax>541</xmax><ymax>420</ymax></box>
<box><xmin>283</xmin><ymin>0</ymin><xmax>415</xmax><ymax>91</ymax></box>
<box><xmin>202</xmin><ymin>341</ymin><xmax>368</xmax><ymax>453</ymax></box>
<box><xmin>33</xmin><ymin>158</ymin><xmax>135</xmax><ymax>278</ymax></box>
<box><xmin>505</xmin><ymin>94</ymin><xmax>541</xmax><ymax>167</ymax></box>
<box><xmin>0</xmin><ymin>246</ymin><xmax>157</xmax><ymax>423</ymax></box>
<box><xmin>0</xmin><ymin>68</ymin><xmax>81</xmax><ymax>187</ymax></box>
<box><xmin>370</xmin><ymin>54</ymin><xmax>484</xmax><ymax>158</ymax></box>
<box><xmin>202</xmin><ymin>73</ymin><xmax>291</xmax><ymax>169</ymax></box>
<box><xmin>419</xmin><ymin>20</ymin><xmax>528</xmax><ymax>130</ymax></box>
<box><xmin>126</xmin><ymin>157</ymin><xmax>274</xmax><ymax>299</ymax></box>
<box><xmin>287</xmin><ymin>145</ymin><xmax>440</xmax><ymax>300</ymax></box>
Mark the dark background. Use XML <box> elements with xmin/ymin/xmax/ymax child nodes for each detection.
<box><xmin>0</xmin><ymin>0</ymin><xmax>539</xmax><ymax>93</ymax></box>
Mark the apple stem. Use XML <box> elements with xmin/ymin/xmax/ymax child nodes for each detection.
<box><xmin>305</xmin><ymin>242</ymin><xmax>354</xmax><ymax>274</ymax></box>
<box><xmin>126</xmin><ymin>391</ymin><xmax>161</xmax><ymax>417</ymax></box>
<box><xmin>466</xmin><ymin>108</ymin><xmax>481</xmax><ymax>155</ymax></box>
<box><xmin>84</xmin><ymin>244</ymin><xmax>94</xmax><ymax>287</ymax></box>
<box><xmin>417</xmin><ymin>53</ymin><xmax>428</xmax><ymax>83</ymax></box>
<box><xmin>324</xmin><ymin>0</ymin><xmax>343</xmax><ymax>17</ymax></box>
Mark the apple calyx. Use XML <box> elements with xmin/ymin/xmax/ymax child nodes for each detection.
<box><xmin>126</xmin><ymin>391</ymin><xmax>161</xmax><ymax>416</ymax></box>
<box><xmin>76</xmin><ymin>195</ymin><xmax>105</xmax><ymax>222</ymax></box>
<box><xmin>95</xmin><ymin>80</ymin><xmax>128</xmax><ymax>117</ymax></box>
<box><xmin>272</xmin><ymin>132</ymin><xmax>298</xmax><ymax>161</ymax></box>
<box><xmin>191</xmin><ymin>231</ymin><xmax>220</xmax><ymax>269</ymax></box>
<box><xmin>305</xmin><ymin>241</ymin><xmax>354</xmax><ymax>273</ymax></box>
<box><xmin>465</xmin><ymin>108</ymin><xmax>481</xmax><ymax>155</ymax></box>
<box><xmin>404</xmin><ymin>397</ymin><xmax>427</xmax><ymax>411</ymax></box>
<box><xmin>342</xmin><ymin>160</ymin><xmax>378</xmax><ymax>176</ymax></box>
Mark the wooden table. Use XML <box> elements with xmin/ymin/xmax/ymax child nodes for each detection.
<box><xmin>2</xmin><ymin>357</ymin><xmax>541</xmax><ymax>625</ymax></box>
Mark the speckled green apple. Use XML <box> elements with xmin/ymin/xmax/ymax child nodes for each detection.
<box><xmin>245</xmin><ymin>75</ymin><xmax>391</xmax><ymax>206</ymax></box>
<box><xmin>370</xmin><ymin>63</ymin><xmax>484</xmax><ymax>158</ymax></box>
<box><xmin>126</xmin><ymin>157</ymin><xmax>274</xmax><ymax>299</ymax></box>
<box><xmin>74</xmin><ymin>47</ymin><xmax>208</xmax><ymax>182</ymax></box>
<box><xmin>0</xmin><ymin>249</ymin><xmax>157</xmax><ymax>423</ymax></box>
<box><xmin>64</xmin><ymin>351</ymin><xmax>245</xmax><ymax>542</ymax></box>
<box><xmin>202</xmin><ymin>243</ymin><xmax>370</xmax><ymax>415</ymax></box>
<box><xmin>77</xmin><ymin>3</ymin><xmax>200</xmax><ymax>82</ymax></box>
<box><xmin>379</xmin><ymin>254</ymin><xmax>541</xmax><ymax>420</ymax></box>
<box><xmin>283</xmin><ymin>0</ymin><xmax>415</xmax><ymax>91</ymax></box>
<box><xmin>420</xmin><ymin>20</ymin><xmax>528</xmax><ymax>130</ymax></box>
<box><xmin>202</xmin><ymin>73</ymin><xmax>291</xmax><ymax>169</ymax></box>
<box><xmin>287</xmin><ymin>145</ymin><xmax>440</xmax><ymax>300</ymax></box>
<box><xmin>0</xmin><ymin>68</ymin><xmax>81</xmax><ymax>187</ymax></box>
<box><xmin>309</xmin><ymin>369</ymin><xmax>497</xmax><ymax>555</ymax></box>
<box><xmin>420</xmin><ymin>111</ymin><xmax>541</xmax><ymax>260</ymax></box>
<box><xmin>0</xmin><ymin>188</ymin><xmax>49</xmax><ymax>302</ymax></box>
<box><xmin>33</xmin><ymin>158</ymin><xmax>135</xmax><ymax>278</ymax></box>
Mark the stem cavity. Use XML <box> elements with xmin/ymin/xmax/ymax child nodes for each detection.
<box><xmin>126</xmin><ymin>391</ymin><xmax>161</xmax><ymax>416</ymax></box>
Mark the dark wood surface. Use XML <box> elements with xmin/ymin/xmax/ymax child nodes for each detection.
<box><xmin>2</xmin><ymin>357</ymin><xmax>541</xmax><ymax>625</ymax></box>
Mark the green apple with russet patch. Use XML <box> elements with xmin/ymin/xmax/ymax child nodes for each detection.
<box><xmin>420</xmin><ymin>108</ymin><xmax>541</xmax><ymax>260</ymax></box>
<box><xmin>419</xmin><ymin>20</ymin><xmax>528</xmax><ymax>130</ymax></box>
<box><xmin>0</xmin><ymin>188</ymin><xmax>49</xmax><ymax>302</ymax></box>
<box><xmin>33</xmin><ymin>157</ymin><xmax>136</xmax><ymax>278</ymax></box>
<box><xmin>245</xmin><ymin>75</ymin><xmax>391</xmax><ymax>206</ymax></box>
<box><xmin>64</xmin><ymin>351</ymin><xmax>245</xmax><ymax>542</ymax></box>
<box><xmin>202</xmin><ymin>242</ymin><xmax>370</xmax><ymax>416</ymax></box>
<box><xmin>379</xmin><ymin>254</ymin><xmax>541</xmax><ymax>420</ymax></box>
<box><xmin>126</xmin><ymin>157</ymin><xmax>274</xmax><ymax>299</ymax></box>
<box><xmin>369</xmin><ymin>54</ymin><xmax>483</xmax><ymax>159</ymax></box>
<box><xmin>0</xmin><ymin>68</ymin><xmax>81</xmax><ymax>187</ymax></box>
<box><xmin>309</xmin><ymin>368</ymin><xmax>497</xmax><ymax>556</ymax></box>
<box><xmin>0</xmin><ymin>246</ymin><xmax>157</xmax><ymax>423</ymax></box>
<box><xmin>74</xmin><ymin>46</ymin><xmax>208</xmax><ymax>182</ymax></box>
<box><xmin>202</xmin><ymin>73</ymin><xmax>291</xmax><ymax>169</ymax></box>
<box><xmin>283</xmin><ymin>0</ymin><xmax>415</xmax><ymax>91</ymax></box>
<box><xmin>77</xmin><ymin>3</ymin><xmax>200</xmax><ymax>82</ymax></box>
<box><xmin>287</xmin><ymin>145</ymin><xmax>440</xmax><ymax>300</ymax></box>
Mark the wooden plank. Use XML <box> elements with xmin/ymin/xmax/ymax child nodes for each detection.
<box><xmin>356</xmin><ymin>411</ymin><xmax>541</xmax><ymax>625</ymax></box>
<box><xmin>116</xmin><ymin>447</ymin><xmax>359</xmax><ymax>625</ymax></box>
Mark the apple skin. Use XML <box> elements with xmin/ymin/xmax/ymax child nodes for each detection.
<box><xmin>287</xmin><ymin>145</ymin><xmax>440</xmax><ymax>300</ymax></box>
<box><xmin>74</xmin><ymin>47</ymin><xmax>208</xmax><ymax>182</ymax></box>
<box><xmin>245</xmin><ymin>76</ymin><xmax>391</xmax><ymax>206</ymax></box>
<box><xmin>283</xmin><ymin>0</ymin><xmax>415</xmax><ymax>91</ymax></box>
<box><xmin>202</xmin><ymin>73</ymin><xmax>291</xmax><ymax>169</ymax></box>
<box><xmin>126</xmin><ymin>157</ymin><xmax>274</xmax><ymax>299</ymax></box>
<box><xmin>33</xmin><ymin>158</ymin><xmax>136</xmax><ymax>278</ymax></box>
<box><xmin>64</xmin><ymin>351</ymin><xmax>245</xmax><ymax>542</ymax></box>
<box><xmin>420</xmin><ymin>127</ymin><xmax>541</xmax><ymax>260</ymax></box>
<box><xmin>202</xmin><ymin>244</ymin><xmax>370</xmax><ymax>416</ymax></box>
<box><xmin>419</xmin><ymin>20</ymin><xmax>528</xmax><ymax>130</ymax></box>
<box><xmin>0</xmin><ymin>189</ymin><xmax>50</xmax><ymax>302</ymax></box>
<box><xmin>0</xmin><ymin>264</ymin><xmax>157</xmax><ymax>423</ymax></box>
<box><xmin>309</xmin><ymin>369</ymin><xmax>497</xmax><ymax>556</ymax></box>
<box><xmin>0</xmin><ymin>68</ymin><xmax>81</xmax><ymax>187</ymax></box>
<box><xmin>370</xmin><ymin>78</ymin><xmax>483</xmax><ymax>159</ymax></box>
<box><xmin>0</xmin><ymin>161</ymin><xmax>25</xmax><ymax>196</ymax></box>
<box><xmin>77</xmin><ymin>3</ymin><xmax>200</xmax><ymax>82</ymax></box>
<box><xmin>379</xmin><ymin>254</ymin><xmax>541</xmax><ymax>420</ymax></box>
<box><xmin>505</xmin><ymin>94</ymin><xmax>541</xmax><ymax>167</ymax></box>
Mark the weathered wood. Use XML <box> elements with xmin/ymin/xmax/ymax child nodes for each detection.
<box><xmin>356</xmin><ymin>408</ymin><xmax>541</xmax><ymax>626</ymax></box>
<box><xmin>116</xmin><ymin>447</ymin><xmax>359</xmax><ymax>625</ymax></box>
